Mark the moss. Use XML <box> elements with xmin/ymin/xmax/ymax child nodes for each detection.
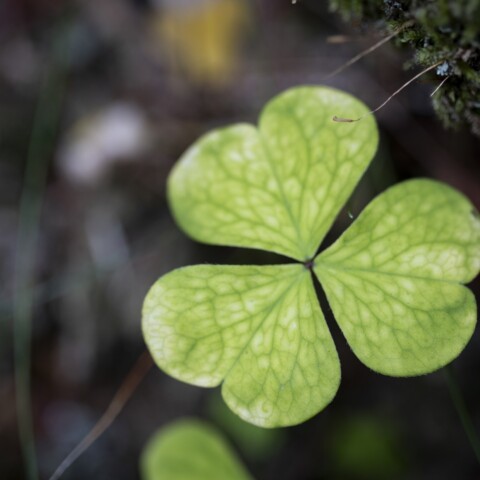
<box><xmin>329</xmin><ymin>0</ymin><xmax>480</xmax><ymax>135</ymax></box>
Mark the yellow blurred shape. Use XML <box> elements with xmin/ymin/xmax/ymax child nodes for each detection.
<box><xmin>154</xmin><ymin>0</ymin><xmax>251</xmax><ymax>87</ymax></box>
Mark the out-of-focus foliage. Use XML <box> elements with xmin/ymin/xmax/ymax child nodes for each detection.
<box><xmin>152</xmin><ymin>0</ymin><xmax>251</xmax><ymax>87</ymax></box>
<box><xmin>329</xmin><ymin>0</ymin><xmax>480</xmax><ymax>135</ymax></box>
<box><xmin>327</xmin><ymin>414</ymin><xmax>406</xmax><ymax>479</ymax></box>
<box><xmin>140</xmin><ymin>419</ymin><xmax>252</xmax><ymax>480</ymax></box>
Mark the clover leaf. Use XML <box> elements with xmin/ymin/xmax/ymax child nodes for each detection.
<box><xmin>142</xmin><ymin>86</ymin><xmax>480</xmax><ymax>427</ymax></box>
<box><xmin>141</xmin><ymin>419</ymin><xmax>252</xmax><ymax>480</ymax></box>
<box><xmin>315</xmin><ymin>178</ymin><xmax>480</xmax><ymax>376</ymax></box>
<box><xmin>168</xmin><ymin>87</ymin><xmax>378</xmax><ymax>261</ymax></box>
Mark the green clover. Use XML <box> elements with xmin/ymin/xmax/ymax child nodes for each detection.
<box><xmin>142</xmin><ymin>86</ymin><xmax>480</xmax><ymax>427</ymax></box>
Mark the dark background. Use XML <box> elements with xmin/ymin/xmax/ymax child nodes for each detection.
<box><xmin>1</xmin><ymin>0</ymin><xmax>479</xmax><ymax>479</ymax></box>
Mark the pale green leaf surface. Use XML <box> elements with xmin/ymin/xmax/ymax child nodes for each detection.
<box><xmin>141</xmin><ymin>419</ymin><xmax>252</xmax><ymax>480</ymax></box>
<box><xmin>315</xmin><ymin>179</ymin><xmax>480</xmax><ymax>376</ymax></box>
<box><xmin>168</xmin><ymin>86</ymin><xmax>378</xmax><ymax>261</ymax></box>
<box><xmin>143</xmin><ymin>264</ymin><xmax>340</xmax><ymax>427</ymax></box>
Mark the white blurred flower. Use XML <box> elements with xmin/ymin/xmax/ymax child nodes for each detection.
<box><xmin>57</xmin><ymin>102</ymin><xmax>149</xmax><ymax>185</ymax></box>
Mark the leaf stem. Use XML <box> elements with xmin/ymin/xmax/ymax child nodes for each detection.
<box><xmin>444</xmin><ymin>365</ymin><xmax>480</xmax><ymax>464</ymax></box>
<box><xmin>14</xmin><ymin>26</ymin><xmax>67</xmax><ymax>480</ymax></box>
<box><xmin>322</xmin><ymin>20</ymin><xmax>414</xmax><ymax>82</ymax></box>
<box><xmin>48</xmin><ymin>351</ymin><xmax>153</xmax><ymax>480</ymax></box>
<box><xmin>333</xmin><ymin>60</ymin><xmax>444</xmax><ymax>122</ymax></box>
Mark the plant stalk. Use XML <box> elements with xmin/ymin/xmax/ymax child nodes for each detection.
<box><xmin>14</xmin><ymin>28</ymin><xmax>67</xmax><ymax>480</ymax></box>
<box><xmin>444</xmin><ymin>365</ymin><xmax>480</xmax><ymax>464</ymax></box>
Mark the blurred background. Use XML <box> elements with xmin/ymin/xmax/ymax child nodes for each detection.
<box><xmin>1</xmin><ymin>0</ymin><xmax>480</xmax><ymax>479</ymax></box>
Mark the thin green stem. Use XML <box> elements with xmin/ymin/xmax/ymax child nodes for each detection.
<box><xmin>13</xmin><ymin>29</ymin><xmax>67</xmax><ymax>480</ymax></box>
<box><xmin>444</xmin><ymin>365</ymin><xmax>480</xmax><ymax>464</ymax></box>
